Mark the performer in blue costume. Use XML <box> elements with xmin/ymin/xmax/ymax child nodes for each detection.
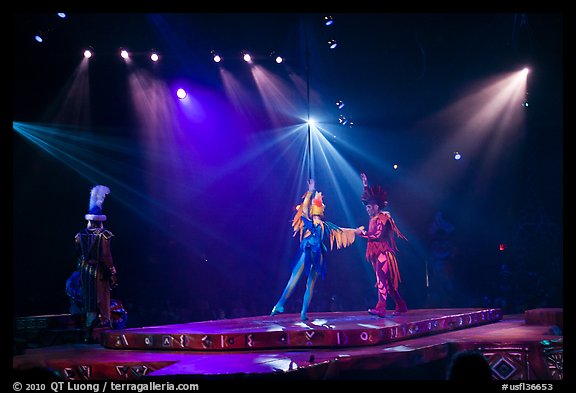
<box><xmin>271</xmin><ymin>179</ymin><xmax>357</xmax><ymax>321</ymax></box>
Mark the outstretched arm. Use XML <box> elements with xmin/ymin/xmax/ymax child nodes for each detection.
<box><xmin>360</xmin><ymin>172</ymin><xmax>370</xmax><ymax>198</ymax></box>
<box><xmin>302</xmin><ymin>179</ymin><xmax>315</xmax><ymax>217</ymax></box>
<box><xmin>293</xmin><ymin>179</ymin><xmax>315</xmax><ymax>234</ymax></box>
<box><xmin>360</xmin><ymin>172</ymin><xmax>368</xmax><ymax>188</ymax></box>
<box><xmin>361</xmin><ymin>219</ymin><xmax>384</xmax><ymax>239</ymax></box>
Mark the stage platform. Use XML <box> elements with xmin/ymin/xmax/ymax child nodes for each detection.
<box><xmin>12</xmin><ymin>308</ymin><xmax>563</xmax><ymax>381</ymax></box>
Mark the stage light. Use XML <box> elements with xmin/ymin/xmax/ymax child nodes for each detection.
<box><xmin>57</xmin><ymin>12</ymin><xmax>66</xmax><ymax>18</ymax></box>
<box><xmin>211</xmin><ymin>50</ymin><xmax>221</xmax><ymax>63</ymax></box>
<box><xmin>307</xmin><ymin>118</ymin><xmax>317</xmax><ymax>126</ymax></box>
<box><xmin>393</xmin><ymin>164</ymin><xmax>398</xmax><ymax>170</ymax></box>
<box><xmin>522</xmin><ymin>92</ymin><xmax>529</xmax><ymax>107</ymax></box>
<box><xmin>338</xmin><ymin>114</ymin><xmax>348</xmax><ymax>125</ymax></box>
<box><xmin>324</xmin><ymin>16</ymin><xmax>334</xmax><ymax>26</ymax></box>
<box><xmin>83</xmin><ymin>49</ymin><xmax>93</xmax><ymax>59</ymax></box>
<box><xmin>120</xmin><ymin>49</ymin><xmax>130</xmax><ymax>60</ymax></box>
<box><xmin>176</xmin><ymin>88</ymin><xmax>187</xmax><ymax>99</ymax></box>
<box><xmin>243</xmin><ymin>52</ymin><xmax>252</xmax><ymax>63</ymax></box>
<box><xmin>150</xmin><ymin>51</ymin><xmax>159</xmax><ymax>62</ymax></box>
<box><xmin>270</xmin><ymin>51</ymin><xmax>284</xmax><ymax>64</ymax></box>
<box><xmin>336</xmin><ymin>100</ymin><xmax>344</xmax><ymax>109</ymax></box>
<box><xmin>34</xmin><ymin>34</ymin><xmax>43</xmax><ymax>43</ymax></box>
<box><xmin>454</xmin><ymin>151</ymin><xmax>461</xmax><ymax>160</ymax></box>
<box><xmin>328</xmin><ymin>39</ymin><xmax>338</xmax><ymax>49</ymax></box>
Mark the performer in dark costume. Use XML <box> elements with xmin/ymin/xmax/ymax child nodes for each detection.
<box><xmin>355</xmin><ymin>173</ymin><xmax>408</xmax><ymax>317</ymax></box>
<box><xmin>271</xmin><ymin>179</ymin><xmax>357</xmax><ymax>321</ymax></box>
<box><xmin>74</xmin><ymin>185</ymin><xmax>118</xmax><ymax>335</ymax></box>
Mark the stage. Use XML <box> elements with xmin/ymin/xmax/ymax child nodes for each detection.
<box><xmin>12</xmin><ymin>307</ymin><xmax>562</xmax><ymax>381</ymax></box>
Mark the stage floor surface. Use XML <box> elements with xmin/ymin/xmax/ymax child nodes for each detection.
<box><xmin>12</xmin><ymin>307</ymin><xmax>563</xmax><ymax>381</ymax></box>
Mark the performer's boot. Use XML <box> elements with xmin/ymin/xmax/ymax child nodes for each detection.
<box><xmin>368</xmin><ymin>300</ymin><xmax>387</xmax><ymax>316</ymax></box>
<box><xmin>270</xmin><ymin>304</ymin><xmax>284</xmax><ymax>316</ymax></box>
<box><xmin>368</xmin><ymin>306</ymin><xmax>387</xmax><ymax>317</ymax></box>
<box><xmin>392</xmin><ymin>292</ymin><xmax>408</xmax><ymax>315</ymax></box>
<box><xmin>85</xmin><ymin>311</ymin><xmax>97</xmax><ymax>329</ymax></box>
<box><xmin>370</xmin><ymin>299</ymin><xmax>385</xmax><ymax>311</ymax></box>
<box><xmin>368</xmin><ymin>296</ymin><xmax>387</xmax><ymax>317</ymax></box>
<box><xmin>83</xmin><ymin>312</ymin><xmax>98</xmax><ymax>343</ymax></box>
<box><xmin>368</xmin><ymin>281</ymin><xmax>387</xmax><ymax>317</ymax></box>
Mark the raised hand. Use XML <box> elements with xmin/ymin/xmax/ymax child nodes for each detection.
<box><xmin>360</xmin><ymin>173</ymin><xmax>368</xmax><ymax>187</ymax></box>
<box><xmin>308</xmin><ymin>178</ymin><xmax>315</xmax><ymax>192</ymax></box>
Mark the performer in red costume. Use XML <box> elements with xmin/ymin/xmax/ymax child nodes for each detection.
<box><xmin>355</xmin><ymin>173</ymin><xmax>408</xmax><ymax>317</ymax></box>
<box><xmin>271</xmin><ymin>179</ymin><xmax>357</xmax><ymax>321</ymax></box>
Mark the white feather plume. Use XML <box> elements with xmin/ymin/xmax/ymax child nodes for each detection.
<box><xmin>89</xmin><ymin>185</ymin><xmax>110</xmax><ymax>210</ymax></box>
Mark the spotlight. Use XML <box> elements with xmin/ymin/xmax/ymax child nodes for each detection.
<box><xmin>328</xmin><ymin>39</ymin><xmax>338</xmax><ymax>49</ymax></box>
<box><xmin>270</xmin><ymin>51</ymin><xmax>284</xmax><ymax>64</ymax></box>
<box><xmin>522</xmin><ymin>92</ymin><xmax>529</xmax><ymax>107</ymax></box>
<box><xmin>57</xmin><ymin>12</ymin><xmax>66</xmax><ymax>18</ymax></box>
<box><xmin>324</xmin><ymin>16</ymin><xmax>334</xmax><ymax>26</ymax></box>
<box><xmin>34</xmin><ymin>29</ymin><xmax>52</xmax><ymax>43</ymax></box>
<box><xmin>453</xmin><ymin>151</ymin><xmax>461</xmax><ymax>160</ymax></box>
<box><xmin>120</xmin><ymin>48</ymin><xmax>130</xmax><ymax>60</ymax></box>
<box><xmin>393</xmin><ymin>164</ymin><xmax>398</xmax><ymax>170</ymax></box>
<box><xmin>176</xmin><ymin>88</ymin><xmax>187</xmax><ymax>99</ymax></box>
<box><xmin>150</xmin><ymin>51</ymin><xmax>159</xmax><ymax>62</ymax></box>
<box><xmin>242</xmin><ymin>52</ymin><xmax>252</xmax><ymax>63</ymax></box>
<box><xmin>211</xmin><ymin>50</ymin><xmax>221</xmax><ymax>63</ymax></box>
<box><xmin>336</xmin><ymin>100</ymin><xmax>344</xmax><ymax>109</ymax></box>
<box><xmin>83</xmin><ymin>49</ymin><xmax>93</xmax><ymax>59</ymax></box>
<box><xmin>338</xmin><ymin>114</ymin><xmax>348</xmax><ymax>125</ymax></box>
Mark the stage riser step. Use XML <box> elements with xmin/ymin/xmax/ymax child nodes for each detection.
<box><xmin>102</xmin><ymin>308</ymin><xmax>503</xmax><ymax>351</ymax></box>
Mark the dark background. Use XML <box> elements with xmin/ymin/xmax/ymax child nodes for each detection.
<box><xmin>11</xmin><ymin>11</ymin><xmax>564</xmax><ymax>327</ymax></box>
